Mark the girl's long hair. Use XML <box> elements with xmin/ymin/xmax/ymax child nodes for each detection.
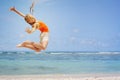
<box><xmin>30</xmin><ymin>1</ymin><xmax>35</xmax><ymax>15</ymax></box>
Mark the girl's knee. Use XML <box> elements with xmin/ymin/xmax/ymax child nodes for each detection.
<box><xmin>41</xmin><ymin>44</ymin><xmax>47</xmax><ymax>50</ymax></box>
<box><xmin>42</xmin><ymin>46</ymin><xmax>46</xmax><ymax>50</ymax></box>
<box><xmin>41</xmin><ymin>42</ymin><xmax>48</xmax><ymax>50</ymax></box>
<box><xmin>35</xmin><ymin>48</ymin><xmax>41</xmax><ymax>52</ymax></box>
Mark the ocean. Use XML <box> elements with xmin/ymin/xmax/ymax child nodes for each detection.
<box><xmin>0</xmin><ymin>51</ymin><xmax>120</xmax><ymax>75</ymax></box>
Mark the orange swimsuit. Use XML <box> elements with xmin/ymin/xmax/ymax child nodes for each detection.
<box><xmin>38</xmin><ymin>21</ymin><xmax>49</xmax><ymax>32</ymax></box>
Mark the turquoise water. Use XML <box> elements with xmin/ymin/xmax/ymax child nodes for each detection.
<box><xmin>0</xmin><ymin>51</ymin><xmax>120</xmax><ymax>75</ymax></box>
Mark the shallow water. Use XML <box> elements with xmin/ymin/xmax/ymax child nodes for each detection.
<box><xmin>0</xmin><ymin>51</ymin><xmax>120</xmax><ymax>75</ymax></box>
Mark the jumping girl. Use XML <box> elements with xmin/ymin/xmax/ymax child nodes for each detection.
<box><xmin>10</xmin><ymin>7</ymin><xmax>49</xmax><ymax>52</ymax></box>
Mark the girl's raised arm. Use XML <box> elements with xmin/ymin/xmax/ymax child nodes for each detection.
<box><xmin>10</xmin><ymin>7</ymin><xmax>25</xmax><ymax>18</ymax></box>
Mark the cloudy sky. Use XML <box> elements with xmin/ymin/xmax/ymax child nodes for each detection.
<box><xmin>0</xmin><ymin>0</ymin><xmax>120</xmax><ymax>51</ymax></box>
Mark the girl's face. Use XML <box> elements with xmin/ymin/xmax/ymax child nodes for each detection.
<box><xmin>27</xmin><ymin>18</ymin><xmax>36</xmax><ymax>24</ymax></box>
<box><xmin>25</xmin><ymin>14</ymin><xmax>36</xmax><ymax>25</ymax></box>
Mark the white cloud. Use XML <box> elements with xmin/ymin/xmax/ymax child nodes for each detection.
<box><xmin>97</xmin><ymin>41</ymin><xmax>108</xmax><ymax>47</ymax></box>
<box><xmin>80</xmin><ymin>39</ymin><xmax>108</xmax><ymax>47</ymax></box>
<box><xmin>70</xmin><ymin>37</ymin><xmax>76</xmax><ymax>42</ymax></box>
<box><xmin>73</xmin><ymin>28</ymin><xmax>80</xmax><ymax>33</ymax></box>
<box><xmin>30</xmin><ymin>0</ymin><xmax>54</xmax><ymax>4</ymax></box>
<box><xmin>69</xmin><ymin>37</ymin><xmax>109</xmax><ymax>48</ymax></box>
<box><xmin>19</xmin><ymin>34</ymin><xmax>25</xmax><ymax>39</ymax></box>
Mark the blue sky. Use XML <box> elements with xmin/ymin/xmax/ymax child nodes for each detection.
<box><xmin>0</xmin><ymin>0</ymin><xmax>120</xmax><ymax>51</ymax></box>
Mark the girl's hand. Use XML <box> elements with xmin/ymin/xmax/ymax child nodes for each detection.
<box><xmin>25</xmin><ymin>27</ymin><xmax>31</xmax><ymax>34</ymax></box>
<box><xmin>10</xmin><ymin>7</ymin><xmax>16</xmax><ymax>11</ymax></box>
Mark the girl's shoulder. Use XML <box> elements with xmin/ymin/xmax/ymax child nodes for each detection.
<box><xmin>32</xmin><ymin>21</ymin><xmax>40</xmax><ymax>28</ymax></box>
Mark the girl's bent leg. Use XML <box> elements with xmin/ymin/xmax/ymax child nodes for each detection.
<box><xmin>24</xmin><ymin>44</ymin><xmax>41</xmax><ymax>52</ymax></box>
<box><xmin>33</xmin><ymin>41</ymin><xmax>48</xmax><ymax>50</ymax></box>
<box><xmin>17</xmin><ymin>40</ymin><xmax>34</xmax><ymax>47</ymax></box>
<box><xmin>17</xmin><ymin>41</ymin><xmax>41</xmax><ymax>52</ymax></box>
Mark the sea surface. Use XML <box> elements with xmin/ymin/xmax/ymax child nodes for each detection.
<box><xmin>0</xmin><ymin>51</ymin><xmax>120</xmax><ymax>75</ymax></box>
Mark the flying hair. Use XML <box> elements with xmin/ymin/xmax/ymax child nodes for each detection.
<box><xmin>30</xmin><ymin>0</ymin><xmax>40</xmax><ymax>15</ymax></box>
<box><xmin>30</xmin><ymin>1</ymin><xmax>35</xmax><ymax>15</ymax></box>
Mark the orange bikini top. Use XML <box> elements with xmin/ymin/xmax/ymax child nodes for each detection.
<box><xmin>38</xmin><ymin>21</ymin><xmax>49</xmax><ymax>32</ymax></box>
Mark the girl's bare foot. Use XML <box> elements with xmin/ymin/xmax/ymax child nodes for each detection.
<box><xmin>16</xmin><ymin>43</ymin><xmax>24</xmax><ymax>47</ymax></box>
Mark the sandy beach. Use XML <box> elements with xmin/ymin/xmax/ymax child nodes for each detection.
<box><xmin>0</xmin><ymin>74</ymin><xmax>120</xmax><ymax>80</ymax></box>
